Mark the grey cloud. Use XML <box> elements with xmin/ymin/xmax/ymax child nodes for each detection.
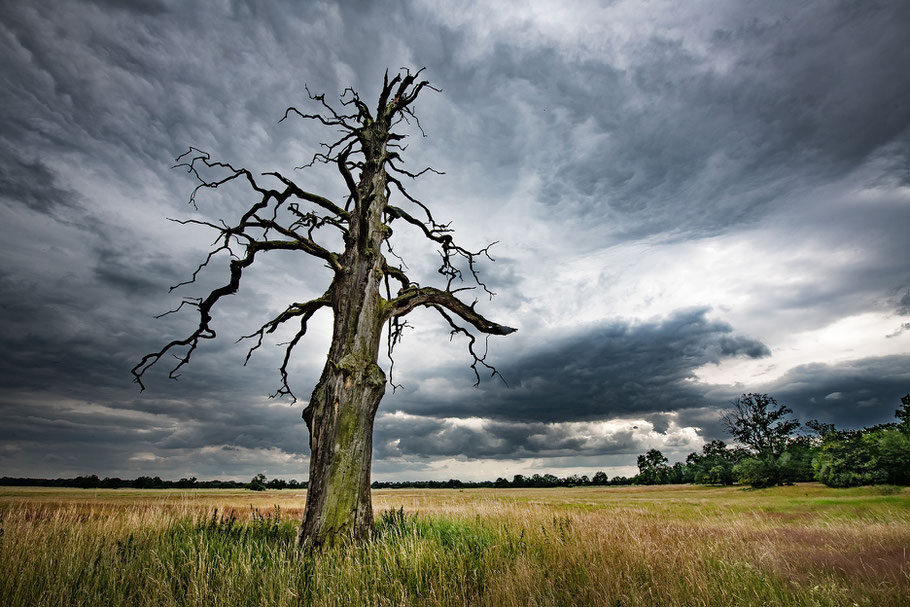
<box><xmin>0</xmin><ymin>158</ymin><xmax>79</xmax><ymax>214</ymax></box>
<box><xmin>0</xmin><ymin>385</ymin><xmax>310</xmax><ymax>478</ymax></box>
<box><xmin>751</xmin><ymin>198</ymin><xmax>910</xmax><ymax>338</ymax></box>
<box><xmin>374</xmin><ymin>415</ymin><xmax>638</xmax><ymax>460</ymax></box>
<box><xmin>374</xmin><ymin>352</ymin><xmax>910</xmax><ymax>462</ymax></box>
<box><xmin>84</xmin><ymin>0</ymin><xmax>169</xmax><ymax>16</ymax></box>
<box><xmin>419</xmin><ymin>2</ymin><xmax>910</xmax><ymax>242</ymax></box>
<box><xmin>678</xmin><ymin>355</ymin><xmax>910</xmax><ymax>441</ymax></box>
<box><xmin>642</xmin><ymin>412</ymin><xmax>674</xmax><ymax>435</ymax></box>
<box><xmin>385</xmin><ymin>307</ymin><xmax>769</xmax><ymax>423</ymax></box>
<box><xmin>92</xmin><ymin>246</ymin><xmax>178</xmax><ymax>296</ymax></box>
<box><xmin>765</xmin><ymin>355</ymin><xmax>910</xmax><ymax>430</ymax></box>
<box><xmin>671</xmin><ymin>406</ymin><xmax>729</xmax><ymax>442</ymax></box>
<box><xmin>897</xmin><ymin>291</ymin><xmax>910</xmax><ymax>316</ymax></box>
<box><xmin>1</xmin><ymin>1</ymin><xmax>908</xmax><ymax>480</ymax></box>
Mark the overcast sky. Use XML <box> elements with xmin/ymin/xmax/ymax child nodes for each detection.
<box><xmin>1</xmin><ymin>0</ymin><xmax>909</xmax><ymax>482</ymax></box>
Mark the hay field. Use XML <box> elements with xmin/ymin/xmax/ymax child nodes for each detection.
<box><xmin>1</xmin><ymin>483</ymin><xmax>908</xmax><ymax>606</ymax></box>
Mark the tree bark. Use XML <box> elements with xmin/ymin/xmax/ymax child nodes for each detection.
<box><xmin>297</xmin><ymin>326</ymin><xmax>385</xmax><ymax>547</ymax></box>
<box><xmin>297</xmin><ymin>118</ymin><xmax>392</xmax><ymax>548</ymax></box>
<box><xmin>297</xmin><ymin>266</ymin><xmax>387</xmax><ymax>547</ymax></box>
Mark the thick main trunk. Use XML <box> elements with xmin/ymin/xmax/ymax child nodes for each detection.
<box><xmin>297</xmin><ymin>262</ymin><xmax>387</xmax><ymax>547</ymax></box>
<box><xmin>297</xmin><ymin>128</ymin><xmax>390</xmax><ymax>548</ymax></box>
<box><xmin>297</xmin><ymin>353</ymin><xmax>385</xmax><ymax>547</ymax></box>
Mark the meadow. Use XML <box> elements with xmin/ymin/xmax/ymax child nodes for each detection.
<box><xmin>1</xmin><ymin>483</ymin><xmax>907</xmax><ymax>606</ymax></box>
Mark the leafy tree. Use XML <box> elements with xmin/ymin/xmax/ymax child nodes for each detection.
<box><xmin>564</xmin><ymin>474</ymin><xmax>581</xmax><ymax>486</ymax></box>
<box><xmin>249</xmin><ymin>473</ymin><xmax>267</xmax><ymax>492</ymax></box>
<box><xmin>877</xmin><ymin>427</ymin><xmax>910</xmax><ymax>485</ymax></box>
<box><xmin>814</xmin><ymin>395</ymin><xmax>910</xmax><ymax>487</ymax></box>
<box><xmin>776</xmin><ymin>435</ymin><xmax>816</xmax><ymax>483</ymax></box>
<box><xmin>813</xmin><ymin>429</ymin><xmax>886</xmax><ymax>487</ymax></box>
<box><xmin>134</xmin><ymin>476</ymin><xmax>154</xmax><ymax>489</ymax></box>
<box><xmin>896</xmin><ymin>393</ymin><xmax>910</xmax><ymax>429</ymax></box>
<box><xmin>591</xmin><ymin>471</ymin><xmax>609</xmax><ymax>486</ymax></box>
<box><xmin>526</xmin><ymin>473</ymin><xmax>560</xmax><ymax>488</ymax></box>
<box><xmin>721</xmin><ymin>394</ymin><xmax>805</xmax><ymax>487</ymax></box>
<box><xmin>133</xmin><ymin>69</ymin><xmax>515</xmax><ymax>548</ymax></box>
<box><xmin>267</xmin><ymin>477</ymin><xmax>288</xmax><ymax>489</ymax></box>
<box><xmin>805</xmin><ymin>419</ymin><xmax>836</xmax><ymax>439</ymax></box>
<box><xmin>686</xmin><ymin>440</ymin><xmax>745</xmax><ymax>485</ymax></box>
<box><xmin>636</xmin><ymin>449</ymin><xmax>670</xmax><ymax>484</ymax></box>
<box><xmin>731</xmin><ymin>457</ymin><xmax>781</xmax><ymax>488</ymax></box>
<box><xmin>73</xmin><ymin>474</ymin><xmax>101</xmax><ymax>489</ymax></box>
<box><xmin>100</xmin><ymin>477</ymin><xmax>125</xmax><ymax>488</ymax></box>
<box><xmin>665</xmin><ymin>462</ymin><xmax>686</xmax><ymax>484</ymax></box>
<box><xmin>722</xmin><ymin>393</ymin><xmax>800</xmax><ymax>458</ymax></box>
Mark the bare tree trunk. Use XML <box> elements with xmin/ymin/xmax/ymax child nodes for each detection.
<box><xmin>298</xmin><ymin>350</ymin><xmax>384</xmax><ymax>547</ymax></box>
<box><xmin>297</xmin><ymin>270</ymin><xmax>386</xmax><ymax>547</ymax></box>
<box><xmin>297</xmin><ymin>125</ymin><xmax>391</xmax><ymax>548</ymax></box>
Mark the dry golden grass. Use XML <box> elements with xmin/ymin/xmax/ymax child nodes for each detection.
<box><xmin>1</xmin><ymin>483</ymin><xmax>907</xmax><ymax>606</ymax></box>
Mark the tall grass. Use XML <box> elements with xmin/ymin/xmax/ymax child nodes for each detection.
<box><xmin>1</xmin><ymin>485</ymin><xmax>907</xmax><ymax>606</ymax></box>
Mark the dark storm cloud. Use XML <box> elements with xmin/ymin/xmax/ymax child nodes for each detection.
<box><xmin>0</xmin><ymin>376</ymin><xmax>311</xmax><ymax>479</ymax></box>
<box><xmin>0</xmin><ymin>218</ymin><xmax>315</xmax><ymax>478</ymax></box>
<box><xmin>374</xmin><ymin>346</ymin><xmax>910</xmax><ymax>463</ymax></box>
<box><xmin>374</xmin><ymin>415</ymin><xmax>638</xmax><ymax>460</ymax></box>
<box><xmin>0</xmin><ymin>158</ymin><xmax>80</xmax><ymax>214</ymax></box>
<box><xmin>766</xmin><ymin>356</ymin><xmax>910</xmax><ymax>430</ymax></box>
<box><xmin>897</xmin><ymin>291</ymin><xmax>910</xmax><ymax>316</ymax></box>
<box><xmin>413</xmin><ymin>1</ymin><xmax>910</xmax><ymax>242</ymax></box>
<box><xmin>0</xmin><ymin>0</ymin><xmax>336</xmax><ymax>478</ymax></box>
<box><xmin>386</xmin><ymin>307</ymin><xmax>769</xmax><ymax>424</ymax></box>
<box><xmin>670</xmin><ymin>406</ymin><xmax>731</xmax><ymax>443</ymax></box>
<box><xmin>92</xmin><ymin>246</ymin><xmax>177</xmax><ymax>296</ymax></box>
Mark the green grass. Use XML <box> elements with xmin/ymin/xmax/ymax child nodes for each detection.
<box><xmin>1</xmin><ymin>484</ymin><xmax>908</xmax><ymax>606</ymax></box>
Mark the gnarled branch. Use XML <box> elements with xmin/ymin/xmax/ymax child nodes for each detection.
<box><xmin>388</xmin><ymin>286</ymin><xmax>516</xmax><ymax>335</ymax></box>
<box><xmin>429</xmin><ymin>304</ymin><xmax>505</xmax><ymax>387</ymax></box>
<box><xmin>131</xmin><ymin>249</ymin><xmax>259</xmax><ymax>390</ymax></box>
<box><xmin>134</xmin><ymin>146</ymin><xmax>346</xmax><ymax>389</ymax></box>
<box><xmin>238</xmin><ymin>295</ymin><xmax>331</xmax><ymax>401</ymax></box>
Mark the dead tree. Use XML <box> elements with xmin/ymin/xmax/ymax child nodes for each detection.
<box><xmin>132</xmin><ymin>69</ymin><xmax>515</xmax><ymax>548</ymax></box>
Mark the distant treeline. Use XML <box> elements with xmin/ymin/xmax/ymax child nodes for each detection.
<box><xmin>371</xmin><ymin>473</ymin><xmax>635</xmax><ymax>490</ymax></box>
<box><xmin>0</xmin><ymin>475</ymin><xmax>306</xmax><ymax>490</ymax></box>
<box><xmin>0</xmin><ymin>473</ymin><xmax>633</xmax><ymax>491</ymax></box>
<box><xmin>5</xmin><ymin>393</ymin><xmax>906</xmax><ymax>492</ymax></box>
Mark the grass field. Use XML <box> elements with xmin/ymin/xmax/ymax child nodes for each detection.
<box><xmin>1</xmin><ymin>483</ymin><xmax>908</xmax><ymax>606</ymax></box>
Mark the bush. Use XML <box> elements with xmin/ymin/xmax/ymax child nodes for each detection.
<box><xmin>733</xmin><ymin>457</ymin><xmax>780</xmax><ymax>488</ymax></box>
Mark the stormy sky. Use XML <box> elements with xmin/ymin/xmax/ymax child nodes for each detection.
<box><xmin>1</xmin><ymin>1</ymin><xmax>909</xmax><ymax>482</ymax></box>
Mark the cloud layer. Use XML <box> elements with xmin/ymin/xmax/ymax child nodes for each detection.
<box><xmin>0</xmin><ymin>1</ymin><xmax>908</xmax><ymax>480</ymax></box>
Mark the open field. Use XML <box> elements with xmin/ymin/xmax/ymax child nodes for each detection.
<box><xmin>1</xmin><ymin>483</ymin><xmax>908</xmax><ymax>606</ymax></box>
